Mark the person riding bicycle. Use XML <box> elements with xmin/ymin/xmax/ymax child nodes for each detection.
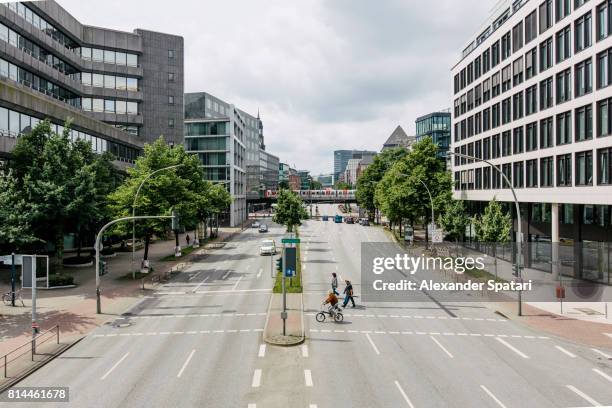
<box><xmin>322</xmin><ymin>290</ymin><xmax>339</xmax><ymax>315</ymax></box>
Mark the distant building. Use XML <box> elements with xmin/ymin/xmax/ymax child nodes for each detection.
<box><xmin>288</xmin><ymin>174</ymin><xmax>301</xmax><ymax>190</ymax></box>
<box><xmin>415</xmin><ymin>111</ymin><xmax>451</xmax><ymax>160</ymax></box>
<box><xmin>343</xmin><ymin>159</ymin><xmax>361</xmax><ymax>186</ymax></box>
<box><xmin>316</xmin><ymin>174</ymin><xmax>335</xmax><ymax>188</ymax></box>
<box><xmin>334</xmin><ymin>149</ymin><xmax>377</xmax><ymax>181</ymax></box>
<box><xmin>298</xmin><ymin>170</ymin><xmax>311</xmax><ymax>190</ymax></box>
<box><xmin>382</xmin><ymin>125</ymin><xmax>415</xmax><ymax>151</ymax></box>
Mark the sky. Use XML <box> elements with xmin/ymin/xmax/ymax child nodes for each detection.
<box><xmin>57</xmin><ymin>0</ymin><xmax>495</xmax><ymax>175</ymax></box>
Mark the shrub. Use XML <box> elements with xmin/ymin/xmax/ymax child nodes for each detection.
<box><xmin>49</xmin><ymin>274</ymin><xmax>74</xmax><ymax>287</ymax></box>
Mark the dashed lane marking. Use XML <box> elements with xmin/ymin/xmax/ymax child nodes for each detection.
<box><xmin>303</xmin><ymin>313</ymin><xmax>507</xmax><ymax>322</ymax></box>
<box><xmin>258</xmin><ymin>344</ymin><xmax>266</xmax><ymax>358</ymax></box>
<box><xmin>252</xmin><ymin>369</ymin><xmax>262</xmax><ymax>388</ymax></box>
<box><xmin>365</xmin><ymin>333</ymin><xmax>380</xmax><ymax>355</ymax></box>
<box><xmin>430</xmin><ymin>336</ymin><xmax>453</xmax><ymax>358</ymax></box>
<box><xmin>495</xmin><ymin>338</ymin><xmax>529</xmax><ymax>359</ymax></box>
<box><xmin>304</xmin><ymin>369</ymin><xmax>313</xmax><ymax>387</ymax></box>
<box><xmin>592</xmin><ymin>348</ymin><xmax>612</xmax><ymax>359</ymax></box>
<box><xmin>554</xmin><ymin>345</ymin><xmax>577</xmax><ymax>358</ymax></box>
<box><xmin>302</xmin><ymin>345</ymin><xmax>309</xmax><ymax>358</ymax></box>
<box><xmin>593</xmin><ymin>368</ymin><xmax>612</xmax><ymax>383</ymax></box>
<box><xmin>480</xmin><ymin>385</ymin><xmax>507</xmax><ymax>408</ymax></box>
<box><xmin>100</xmin><ymin>352</ymin><xmax>129</xmax><ymax>380</ymax></box>
<box><xmin>394</xmin><ymin>380</ymin><xmax>415</xmax><ymax>408</ymax></box>
<box><xmin>566</xmin><ymin>385</ymin><xmax>602</xmax><ymax>407</ymax></box>
<box><xmin>177</xmin><ymin>350</ymin><xmax>196</xmax><ymax>378</ymax></box>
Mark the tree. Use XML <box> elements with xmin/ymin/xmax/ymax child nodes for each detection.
<box><xmin>202</xmin><ymin>183</ymin><xmax>232</xmax><ymax>237</ymax></box>
<box><xmin>334</xmin><ymin>181</ymin><xmax>351</xmax><ymax>190</ymax></box>
<box><xmin>310</xmin><ymin>180</ymin><xmax>322</xmax><ymax>190</ymax></box>
<box><xmin>279</xmin><ymin>180</ymin><xmax>290</xmax><ymax>190</ymax></box>
<box><xmin>473</xmin><ymin>198</ymin><xmax>512</xmax><ymax>278</ymax></box>
<box><xmin>356</xmin><ymin>147</ymin><xmax>408</xmax><ymax>221</ymax></box>
<box><xmin>439</xmin><ymin>199</ymin><xmax>470</xmax><ymax>243</ymax></box>
<box><xmin>108</xmin><ymin>137</ymin><xmax>212</xmax><ymax>261</ymax></box>
<box><xmin>273</xmin><ymin>189</ymin><xmax>308</xmax><ymax>232</ymax></box>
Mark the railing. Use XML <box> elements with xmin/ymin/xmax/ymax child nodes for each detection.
<box><xmin>1</xmin><ymin>325</ymin><xmax>60</xmax><ymax>378</ymax></box>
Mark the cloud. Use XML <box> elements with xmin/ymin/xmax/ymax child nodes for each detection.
<box><xmin>57</xmin><ymin>0</ymin><xmax>493</xmax><ymax>174</ymax></box>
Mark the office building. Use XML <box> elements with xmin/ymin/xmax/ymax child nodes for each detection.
<box><xmin>451</xmin><ymin>0</ymin><xmax>612</xmax><ymax>283</ymax></box>
<box><xmin>334</xmin><ymin>149</ymin><xmax>377</xmax><ymax>181</ymax></box>
<box><xmin>415</xmin><ymin>111</ymin><xmax>452</xmax><ymax>159</ymax></box>
<box><xmin>316</xmin><ymin>174</ymin><xmax>335</xmax><ymax>188</ymax></box>
<box><xmin>184</xmin><ymin>92</ymin><xmax>246</xmax><ymax>227</ymax></box>
<box><xmin>298</xmin><ymin>170</ymin><xmax>311</xmax><ymax>190</ymax></box>
<box><xmin>0</xmin><ymin>0</ymin><xmax>184</xmax><ymax>167</ymax></box>
<box><xmin>382</xmin><ymin>125</ymin><xmax>415</xmax><ymax>151</ymax></box>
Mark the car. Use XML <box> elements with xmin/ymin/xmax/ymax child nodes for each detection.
<box><xmin>259</xmin><ymin>224</ymin><xmax>268</xmax><ymax>233</ymax></box>
<box><xmin>252</xmin><ymin>221</ymin><xmax>260</xmax><ymax>228</ymax></box>
<box><xmin>334</xmin><ymin>215</ymin><xmax>343</xmax><ymax>223</ymax></box>
<box><xmin>345</xmin><ymin>217</ymin><xmax>354</xmax><ymax>224</ymax></box>
<box><xmin>322</xmin><ymin>215</ymin><xmax>329</xmax><ymax>221</ymax></box>
<box><xmin>259</xmin><ymin>239</ymin><xmax>276</xmax><ymax>255</ymax></box>
<box><xmin>360</xmin><ymin>218</ymin><xmax>370</xmax><ymax>226</ymax></box>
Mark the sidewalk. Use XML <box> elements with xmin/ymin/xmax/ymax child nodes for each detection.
<box><xmin>0</xmin><ymin>227</ymin><xmax>245</xmax><ymax>357</ymax></box>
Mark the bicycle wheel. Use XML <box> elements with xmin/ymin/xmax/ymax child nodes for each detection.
<box><xmin>2</xmin><ymin>294</ymin><xmax>10</xmax><ymax>306</ymax></box>
<box><xmin>315</xmin><ymin>312</ymin><xmax>326</xmax><ymax>322</ymax></box>
<box><xmin>334</xmin><ymin>312</ymin><xmax>344</xmax><ymax>322</ymax></box>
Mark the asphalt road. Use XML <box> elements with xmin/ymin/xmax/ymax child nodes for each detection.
<box><xmin>2</xmin><ymin>204</ymin><xmax>612</xmax><ymax>408</ymax></box>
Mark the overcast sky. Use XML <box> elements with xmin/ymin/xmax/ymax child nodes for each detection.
<box><xmin>58</xmin><ymin>0</ymin><xmax>494</xmax><ymax>175</ymax></box>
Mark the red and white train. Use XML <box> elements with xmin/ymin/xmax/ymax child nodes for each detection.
<box><xmin>264</xmin><ymin>189</ymin><xmax>356</xmax><ymax>200</ymax></box>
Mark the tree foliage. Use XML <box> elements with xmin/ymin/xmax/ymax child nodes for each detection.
<box><xmin>439</xmin><ymin>199</ymin><xmax>470</xmax><ymax>242</ymax></box>
<box><xmin>473</xmin><ymin>198</ymin><xmax>511</xmax><ymax>243</ymax></box>
<box><xmin>272</xmin><ymin>189</ymin><xmax>308</xmax><ymax>232</ymax></box>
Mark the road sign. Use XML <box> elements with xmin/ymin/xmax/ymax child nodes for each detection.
<box><xmin>281</xmin><ymin>238</ymin><xmax>301</xmax><ymax>244</ymax></box>
<box><xmin>404</xmin><ymin>227</ymin><xmax>414</xmax><ymax>242</ymax></box>
<box><xmin>431</xmin><ymin>229</ymin><xmax>444</xmax><ymax>243</ymax></box>
<box><xmin>284</xmin><ymin>247</ymin><xmax>297</xmax><ymax>277</ymax></box>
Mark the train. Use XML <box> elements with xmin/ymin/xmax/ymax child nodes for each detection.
<box><xmin>264</xmin><ymin>189</ymin><xmax>356</xmax><ymax>200</ymax></box>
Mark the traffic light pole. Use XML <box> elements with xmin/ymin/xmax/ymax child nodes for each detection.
<box><xmin>282</xmin><ymin>246</ymin><xmax>287</xmax><ymax>336</ymax></box>
<box><xmin>95</xmin><ymin>215</ymin><xmax>175</xmax><ymax>314</ymax></box>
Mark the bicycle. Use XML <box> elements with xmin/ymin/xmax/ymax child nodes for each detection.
<box><xmin>2</xmin><ymin>289</ymin><xmax>25</xmax><ymax>306</ymax></box>
<box><xmin>316</xmin><ymin>303</ymin><xmax>343</xmax><ymax>323</ymax></box>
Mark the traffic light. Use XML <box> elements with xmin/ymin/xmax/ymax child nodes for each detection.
<box><xmin>276</xmin><ymin>257</ymin><xmax>282</xmax><ymax>273</ymax></box>
<box><xmin>99</xmin><ymin>260</ymin><xmax>107</xmax><ymax>276</ymax></box>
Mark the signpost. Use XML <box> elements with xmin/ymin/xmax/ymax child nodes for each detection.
<box><xmin>280</xmin><ymin>237</ymin><xmax>299</xmax><ymax>336</ymax></box>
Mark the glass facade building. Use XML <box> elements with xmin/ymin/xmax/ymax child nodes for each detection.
<box><xmin>415</xmin><ymin>111</ymin><xmax>451</xmax><ymax>159</ymax></box>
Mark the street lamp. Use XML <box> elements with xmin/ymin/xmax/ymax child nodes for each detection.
<box><xmin>398</xmin><ymin>173</ymin><xmax>435</xmax><ymax>231</ymax></box>
<box><xmin>447</xmin><ymin>151</ymin><xmax>524</xmax><ymax>316</ymax></box>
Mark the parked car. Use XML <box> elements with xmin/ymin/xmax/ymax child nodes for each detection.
<box><xmin>252</xmin><ymin>221</ymin><xmax>260</xmax><ymax>228</ymax></box>
<box><xmin>334</xmin><ymin>215</ymin><xmax>343</xmax><ymax>223</ymax></box>
<box><xmin>345</xmin><ymin>217</ymin><xmax>355</xmax><ymax>224</ymax></box>
<box><xmin>259</xmin><ymin>239</ymin><xmax>276</xmax><ymax>255</ymax></box>
<box><xmin>259</xmin><ymin>224</ymin><xmax>268</xmax><ymax>233</ymax></box>
<box><xmin>322</xmin><ymin>215</ymin><xmax>329</xmax><ymax>221</ymax></box>
<box><xmin>359</xmin><ymin>218</ymin><xmax>370</xmax><ymax>226</ymax></box>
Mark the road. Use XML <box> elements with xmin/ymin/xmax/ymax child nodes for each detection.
<box><xmin>2</xmin><ymin>203</ymin><xmax>612</xmax><ymax>407</ymax></box>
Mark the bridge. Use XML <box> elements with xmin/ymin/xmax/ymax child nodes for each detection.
<box><xmin>263</xmin><ymin>189</ymin><xmax>357</xmax><ymax>202</ymax></box>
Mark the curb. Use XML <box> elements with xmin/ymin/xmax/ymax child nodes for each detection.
<box><xmin>262</xmin><ymin>293</ymin><xmax>305</xmax><ymax>347</ymax></box>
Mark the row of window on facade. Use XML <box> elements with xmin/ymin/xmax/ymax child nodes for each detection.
<box><xmin>454</xmin><ymin>0</ymin><xmax>606</xmax><ymax>96</ymax></box>
<box><xmin>185</xmin><ymin>122</ymin><xmax>229</xmax><ymax>136</ymax></box>
<box><xmin>0</xmin><ymin>105</ymin><xmax>140</xmax><ymax>162</ymax></box>
<box><xmin>82</xmin><ymin>98</ymin><xmax>139</xmax><ymax>115</ymax></box>
<box><xmin>525</xmin><ymin>201</ymin><xmax>610</xmax><ymax>226</ymax></box>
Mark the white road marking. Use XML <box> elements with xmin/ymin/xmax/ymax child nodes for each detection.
<box><xmin>365</xmin><ymin>333</ymin><xmax>380</xmax><ymax>355</ymax></box>
<box><xmin>258</xmin><ymin>344</ymin><xmax>266</xmax><ymax>358</ymax></box>
<box><xmin>248</xmin><ymin>404</ymin><xmax>256</xmax><ymax>408</ymax></box>
<box><xmin>394</xmin><ymin>380</ymin><xmax>415</xmax><ymax>408</ymax></box>
<box><xmin>177</xmin><ymin>349</ymin><xmax>196</xmax><ymax>378</ymax></box>
<box><xmin>192</xmin><ymin>276</ymin><xmax>209</xmax><ymax>293</ymax></box>
<box><xmin>222</xmin><ymin>271</ymin><xmax>231</xmax><ymax>280</ymax></box>
<box><xmin>257</xmin><ymin>268</ymin><xmax>263</xmax><ymax>279</ymax></box>
<box><xmin>593</xmin><ymin>368</ymin><xmax>612</xmax><ymax>383</ymax></box>
<box><xmin>604</xmin><ymin>333</ymin><xmax>612</xmax><ymax>339</ymax></box>
<box><xmin>309</xmin><ymin>405</ymin><xmax>317</xmax><ymax>408</ymax></box>
<box><xmin>554</xmin><ymin>345</ymin><xmax>576</xmax><ymax>358</ymax></box>
<box><xmin>100</xmin><ymin>352</ymin><xmax>129</xmax><ymax>380</ymax></box>
<box><xmin>195</xmin><ymin>289</ymin><xmax>271</xmax><ymax>294</ymax></box>
<box><xmin>302</xmin><ymin>345</ymin><xmax>309</xmax><ymax>358</ymax></box>
<box><xmin>592</xmin><ymin>348</ymin><xmax>612</xmax><ymax>359</ymax></box>
<box><xmin>304</xmin><ymin>369</ymin><xmax>313</xmax><ymax>387</ymax></box>
<box><xmin>252</xmin><ymin>369</ymin><xmax>262</xmax><ymax>387</ymax></box>
<box><xmin>480</xmin><ymin>385</ymin><xmax>507</xmax><ymax>408</ymax></box>
<box><xmin>495</xmin><ymin>338</ymin><xmax>529</xmax><ymax>359</ymax></box>
<box><xmin>232</xmin><ymin>276</ymin><xmax>243</xmax><ymax>290</ymax></box>
<box><xmin>566</xmin><ymin>385</ymin><xmax>602</xmax><ymax>406</ymax></box>
<box><xmin>430</xmin><ymin>336</ymin><xmax>453</xmax><ymax>358</ymax></box>
<box><xmin>188</xmin><ymin>271</ymin><xmax>202</xmax><ymax>281</ymax></box>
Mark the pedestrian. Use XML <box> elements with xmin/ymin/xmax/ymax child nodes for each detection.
<box><xmin>342</xmin><ymin>280</ymin><xmax>355</xmax><ymax>308</ymax></box>
<box><xmin>331</xmin><ymin>273</ymin><xmax>339</xmax><ymax>295</ymax></box>
<box><xmin>185</xmin><ymin>234</ymin><xmax>191</xmax><ymax>246</ymax></box>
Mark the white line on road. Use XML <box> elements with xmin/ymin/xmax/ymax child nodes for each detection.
<box><xmin>554</xmin><ymin>345</ymin><xmax>576</xmax><ymax>358</ymax></box>
<box><xmin>592</xmin><ymin>348</ymin><xmax>612</xmax><ymax>359</ymax></box>
<box><xmin>394</xmin><ymin>380</ymin><xmax>415</xmax><ymax>408</ymax></box>
<box><xmin>365</xmin><ymin>333</ymin><xmax>380</xmax><ymax>355</ymax></box>
<box><xmin>480</xmin><ymin>385</ymin><xmax>507</xmax><ymax>408</ymax></box>
<box><xmin>248</xmin><ymin>404</ymin><xmax>256</xmax><ymax>408</ymax></box>
<box><xmin>257</xmin><ymin>268</ymin><xmax>263</xmax><ymax>279</ymax></box>
<box><xmin>100</xmin><ymin>352</ymin><xmax>129</xmax><ymax>380</ymax></box>
<box><xmin>258</xmin><ymin>344</ymin><xmax>266</xmax><ymax>358</ymax></box>
<box><xmin>192</xmin><ymin>276</ymin><xmax>209</xmax><ymax>293</ymax></box>
<box><xmin>177</xmin><ymin>349</ymin><xmax>196</xmax><ymax>378</ymax></box>
<box><xmin>309</xmin><ymin>405</ymin><xmax>317</xmax><ymax>408</ymax></box>
<box><xmin>593</xmin><ymin>368</ymin><xmax>612</xmax><ymax>383</ymax></box>
<box><xmin>430</xmin><ymin>336</ymin><xmax>453</xmax><ymax>358</ymax></box>
<box><xmin>252</xmin><ymin>369</ymin><xmax>262</xmax><ymax>387</ymax></box>
<box><xmin>304</xmin><ymin>369</ymin><xmax>313</xmax><ymax>387</ymax></box>
<box><xmin>566</xmin><ymin>385</ymin><xmax>602</xmax><ymax>406</ymax></box>
<box><xmin>232</xmin><ymin>276</ymin><xmax>243</xmax><ymax>290</ymax></box>
<box><xmin>302</xmin><ymin>345</ymin><xmax>309</xmax><ymax>358</ymax></box>
<box><xmin>222</xmin><ymin>271</ymin><xmax>231</xmax><ymax>280</ymax></box>
<box><xmin>495</xmin><ymin>337</ymin><xmax>529</xmax><ymax>359</ymax></box>
<box><xmin>188</xmin><ymin>271</ymin><xmax>202</xmax><ymax>281</ymax></box>
<box><xmin>604</xmin><ymin>333</ymin><xmax>612</xmax><ymax>339</ymax></box>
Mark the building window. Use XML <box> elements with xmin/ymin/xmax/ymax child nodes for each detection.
<box><xmin>513</xmin><ymin>127</ymin><xmax>524</xmax><ymax>154</ymax></box>
<box><xmin>527</xmin><ymin>122</ymin><xmax>538</xmax><ymax>150</ymax></box>
<box><xmin>597</xmin><ymin>47</ymin><xmax>612</xmax><ymax>88</ymax></box>
<box><xmin>556</xmin><ymin>111</ymin><xmax>572</xmax><ymax>145</ymax></box>
<box><xmin>483</xmin><ymin>78</ymin><xmax>491</xmax><ymax>102</ymax></box>
<box><xmin>502</xmin><ymin>131</ymin><xmax>512</xmax><ymax>156</ymax></box>
<box><xmin>525</xmin><ymin>11</ymin><xmax>538</xmax><ymax>44</ymax></box>
<box><xmin>492</xmin><ymin>134</ymin><xmax>501</xmax><ymax>158</ymax></box>
<box><xmin>597</xmin><ymin>0</ymin><xmax>612</xmax><ymax>41</ymax></box>
<box><xmin>575</xmin><ymin>11</ymin><xmax>593</xmax><ymax>53</ymax></box>
<box><xmin>525</xmin><ymin>47</ymin><xmax>538</xmax><ymax>79</ymax></box>
<box><xmin>540</xmin><ymin>117</ymin><xmax>554</xmax><ymax>148</ymax></box>
<box><xmin>512</xmin><ymin>57</ymin><xmax>524</xmax><ymax>86</ymax></box>
<box><xmin>492</xmin><ymin>103</ymin><xmax>501</xmax><ymax>128</ymax></box>
<box><xmin>540</xmin><ymin>76</ymin><xmax>554</xmax><ymax>110</ymax></box>
<box><xmin>540</xmin><ymin>37</ymin><xmax>553</xmax><ymax>71</ymax></box>
<box><xmin>541</xmin><ymin>156</ymin><xmax>554</xmax><ymax>186</ymax></box>
<box><xmin>556</xmin><ymin>68</ymin><xmax>572</xmax><ymax>104</ymax></box>
<box><xmin>483</xmin><ymin>137</ymin><xmax>491</xmax><ymax>160</ymax></box>
<box><xmin>539</xmin><ymin>0</ymin><xmax>553</xmax><ymax>34</ymax></box>
<box><xmin>597</xmin><ymin>147</ymin><xmax>612</xmax><ymax>184</ymax></box>
<box><xmin>483</xmin><ymin>108</ymin><xmax>491</xmax><ymax>131</ymax></box>
<box><xmin>513</xmin><ymin>161</ymin><xmax>524</xmax><ymax>188</ymax></box>
<box><xmin>492</xmin><ymin>165</ymin><xmax>502</xmax><ymax>188</ymax></box>
<box><xmin>502</xmin><ymin>65</ymin><xmax>512</xmax><ymax>92</ymax></box>
<box><xmin>502</xmin><ymin>163</ymin><xmax>512</xmax><ymax>188</ymax></box>
<box><xmin>168</xmin><ymin>49</ymin><xmax>175</xmax><ymax>59</ymax></box>
<box><xmin>475</xmin><ymin>112</ymin><xmax>482</xmax><ymax>134</ymax></box>
<box><xmin>512</xmin><ymin>92</ymin><xmax>524</xmax><ymax>120</ymax></box>
<box><xmin>555</xmin><ymin>0</ymin><xmax>571</xmax><ymax>22</ymax></box>
<box><xmin>475</xmin><ymin>84</ymin><xmax>482</xmax><ymax>107</ymax></box>
<box><xmin>502</xmin><ymin>98</ymin><xmax>512</xmax><ymax>124</ymax></box>
<box><xmin>575</xmin><ymin>0</ymin><xmax>590</xmax><ymax>9</ymax></box>
<box><xmin>575</xmin><ymin>150</ymin><xmax>593</xmax><ymax>185</ymax></box>
<box><xmin>492</xmin><ymin>72</ymin><xmax>501</xmax><ymax>97</ymax></box>
<box><xmin>526</xmin><ymin>85</ymin><xmax>538</xmax><ymax>115</ymax></box>
<box><xmin>502</xmin><ymin>31</ymin><xmax>511</xmax><ymax>61</ymax></box>
<box><xmin>168</xmin><ymin>72</ymin><xmax>175</xmax><ymax>82</ymax></box>
<box><xmin>557</xmin><ymin>153</ymin><xmax>572</xmax><ymax>186</ymax></box>
<box><xmin>575</xmin><ymin>57</ymin><xmax>593</xmax><ymax>96</ymax></box>
<box><xmin>526</xmin><ymin>159</ymin><xmax>538</xmax><ymax>187</ymax></box>
<box><xmin>556</xmin><ymin>25</ymin><xmax>571</xmax><ymax>63</ymax></box>
<box><xmin>474</xmin><ymin>56</ymin><xmax>482</xmax><ymax>80</ymax></box>
<box><xmin>512</xmin><ymin>22</ymin><xmax>524</xmax><ymax>53</ymax></box>
<box><xmin>168</xmin><ymin>95</ymin><xmax>174</xmax><ymax>105</ymax></box>
<box><xmin>492</xmin><ymin>41</ymin><xmax>500</xmax><ymax>67</ymax></box>
<box><xmin>597</xmin><ymin>97</ymin><xmax>612</xmax><ymax>136</ymax></box>
<box><xmin>575</xmin><ymin>104</ymin><xmax>593</xmax><ymax>141</ymax></box>
<box><xmin>168</xmin><ymin>118</ymin><xmax>175</xmax><ymax>128</ymax></box>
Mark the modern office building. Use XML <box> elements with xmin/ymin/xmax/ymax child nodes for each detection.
<box><xmin>316</xmin><ymin>173</ymin><xmax>335</xmax><ymax>188</ymax></box>
<box><xmin>451</xmin><ymin>0</ymin><xmax>612</xmax><ymax>283</ymax></box>
<box><xmin>184</xmin><ymin>92</ymin><xmax>246</xmax><ymax>227</ymax></box>
<box><xmin>415</xmin><ymin>111</ymin><xmax>452</xmax><ymax>159</ymax></box>
<box><xmin>333</xmin><ymin>149</ymin><xmax>377</xmax><ymax>181</ymax></box>
<box><xmin>0</xmin><ymin>0</ymin><xmax>184</xmax><ymax>167</ymax></box>
<box><xmin>381</xmin><ymin>125</ymin><xmax>415</xmax><ymax>151</ymax></box>
<box><xmin>247</xmin><ymin>149</ymin><xmax>279</xmax><ymax>199</ymax></box>
<box><xmin>298</xmin><ymin>170</ymin><xmax>311</xmax><ymax>190</ymax></box>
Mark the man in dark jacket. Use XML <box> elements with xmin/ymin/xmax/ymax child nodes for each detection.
<box><xmin>342</xmin><ymin>280</ymin><xmax>355</xmax><ymax>308</ymax></box>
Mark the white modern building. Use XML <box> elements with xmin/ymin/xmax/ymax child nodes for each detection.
<box><xmin>451</xmin><ymin>0</ymin><xmax>612</xmax><ymax>284</ymax></box>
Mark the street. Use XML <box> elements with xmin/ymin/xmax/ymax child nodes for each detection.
<box><xmin>3</xmin><ymin>204</ymin><xmax>612</xmax><ymax>408</ymax></box>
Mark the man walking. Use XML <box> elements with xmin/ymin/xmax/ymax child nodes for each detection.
<box><xmin>331</xmin><ymin>272</ymin><xmax>339</xmax><ymax>295</ymax></box>
<box><xmin>185</xmin><ymin>234</ymin><xmax>191</xmax><ymax>247</ymax></box>
<box><xmin>342</xmin><ymin>280</ymin><xmax>355</xmax><ymax>308</ymax></box>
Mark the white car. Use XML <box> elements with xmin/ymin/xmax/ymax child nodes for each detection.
<box><xmin>252</xmin><ymin>221</ymin><xmax>260</xmax><ymax>228</ymax></box>
<box><xmin>259</xmin><ymin>239</ymin><xmax>276</xmax><ymax>255</ymax></box>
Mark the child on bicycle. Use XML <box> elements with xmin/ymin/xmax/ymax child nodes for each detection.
<box><xmin>322</xmin><ymin>290</ymin><xmax>339</xmax><ymax>315</ymax></box>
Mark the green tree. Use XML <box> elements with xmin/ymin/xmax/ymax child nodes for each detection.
<box><xmin>279</xmin><ymin>180</ymin><xmax>290</xmax><ymax>190</ymax></box>
<box><xmin>203</xmin><ymin>183</ymin><xmax>232</xmax><ymax>237</ymax></box>
<box><xmin>439</xmin><ymin>199</ymin><xmax>470</xmax><ymax>243</ymax></box>
<box><xmin>273</xmin><ymin>189</ymin><xmax>308</xmax><ymax>232</ymax></box>
<box><xmin>334</xmin><ymin>181</ymin><xmax>351</xmax><ymax>190</ymax></box>
<box><xmin>473</xmin><ymin>198</ymin><xmax>512</xmax><ymax>278</ymax></box>
<box><xmin>310</xmin><ymin>180</ymin><xmax>322</xmax><ymax>190</ymax></box>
